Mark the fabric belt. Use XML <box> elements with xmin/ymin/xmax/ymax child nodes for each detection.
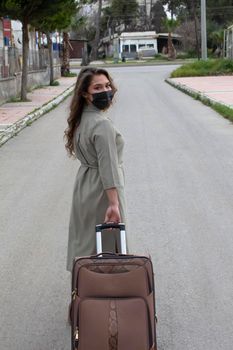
<box><xmin>81</xmin><ymin>163</ymin><xmax>98</xmax><ymax>169</ymax></box>
<box><xmin>81</xmin><ymin>163</ymin><xmax>123</xmax><ymax>169</ymax></box>
<box><xmin>80</xmin><ymin>163</ymin><xmax>123</xmax><ymax>169</ymax></box>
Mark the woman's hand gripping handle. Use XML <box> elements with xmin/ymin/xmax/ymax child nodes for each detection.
<box><xmin>104</xmin><ymin>188</ymin><xmax>121</xmax><ymax>224</ymax></box>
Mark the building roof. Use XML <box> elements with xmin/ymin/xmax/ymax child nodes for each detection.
<box><xmin>158</xmin><ymin>33</ymin><xmax>182</xmax><ymax>39</ymax></box>
<box><xmin>120</xmin><ymin>31</ymin><xmax>158</xmax><ymax>39</ymax></box>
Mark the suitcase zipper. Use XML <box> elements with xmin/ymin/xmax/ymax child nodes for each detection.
<box><xmin>74</xmin><ymin>327</ymin><xmax>79</xmax><ymax>349</ymax></box>
<box><xmin>72</xmin><ymin>288</ymin><xmax>77</xmax><ymax>301</ymax></box>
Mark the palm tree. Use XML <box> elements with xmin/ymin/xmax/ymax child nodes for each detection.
<box><xmin>210</xmin><ymin>30</ymin><xmax>224</xmax><ymax>58</ymax></box>
<box><xmin>163</xmin><ymin>18</ymin><xmax>179</xmax><ymax>59</ymax></box>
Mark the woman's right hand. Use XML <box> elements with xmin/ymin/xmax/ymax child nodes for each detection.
<box><xmin>104</xmin><ymin>204</ymin><xmax>121</xmax><ymax>224</ymax></box>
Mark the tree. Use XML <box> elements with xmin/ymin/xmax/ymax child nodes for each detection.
<box><xmin>33</xmin><ymin>1</ymin><xmax>77</xmax><ymax>81</ymax></box>
<box><xmin>209</xmin><ymin>29</ymin><xmax>224</xmax><ymax>57</ymax></box>
<box><xmin>161</xmin><ymin>0</ymin><xmax>184</xmax><ymax>19</ymax></box>
<box><xmin>0</xmin><ymin>0</ymin><xmax>71</xmax><ymax>100</ymax></box>
<box><xmin>162</xmin><ymin>0</ymin><xmax>232</xmax><ymax>58</ymax></box>
<box><xmin>206</xmin><ymin>0</ymin><xmax>233</xmax><ymax>27</ymax></box>
<box><xmin>111</xmin><ymin>0</ymin><xmax>139</xmax><ymax>31</ymax></box>
<box><xmin>176</xmin><ymin>20</ymin><xmax>198</xmax><ymax>54</ymax></box>
<box><xmin>163</xmin><ymin>0</ymin><xmax>201</xmax><ymax>58</ymax></box>
<box><xmin>90</xmin><ymin>0</ymin><xmax>102</xmax><ymax>61</ymax></box>
<box><xmin>163</xmin><ymin>18</ymin><xmax>179</xmax><ymax>59</ymax></box>
<box><xmin>70</xmin><ymin>15</ymin><xmax>88</xmax><ymax>66</ymax></box>
<box><xmin>151</xmin><ymin>1</ymin><xmax>167</xmax><ymax>32</ymax></box>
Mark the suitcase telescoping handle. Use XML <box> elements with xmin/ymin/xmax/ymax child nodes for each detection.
<box><xmin>95</xmin><ymin>223</ymin><xmax>127</xmax><ymax>255</ymax></box>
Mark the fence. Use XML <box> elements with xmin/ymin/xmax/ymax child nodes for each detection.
<box><xmin>0</xmin><ymin>46</ymin><xmax>61</xmax><ymax>79</ymax></box>
<box><xmin>224</xmin><ymin>25</ymin><xmax>233</xmax><ymax>59</ymax></box>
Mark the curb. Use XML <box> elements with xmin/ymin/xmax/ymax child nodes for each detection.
<box><xmin>166</xmin><ymin>77</ymin><xmax>202</xmax><ymax>99</ymax></box>
<box><xmin>0</xmin><ymin>83</ymin><xmax>75</xmax><ymax>148</ymax></box>
<box><xmin>71</xmin><ymin>61</ymin><xmax>186</xmax><ymax>69</ymax></box>
<box><xmin>166</xmin><ymin>77</ymin><xmax>233</xmax><ymax>111</ymax></box>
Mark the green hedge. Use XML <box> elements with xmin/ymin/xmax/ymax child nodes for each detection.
<box><xmin>171</xmin><ymin>59</ymin><xmax>233</xmax><ymax>78</ymax></box>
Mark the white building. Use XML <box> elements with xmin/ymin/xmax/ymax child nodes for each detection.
<box><xmin>11</xmin><ymin>20</ymin><xmax>22</xmax><ymax>49</ymax></box>
<box><xmin>119</xmin><ymin>31</ymin><xmax>158</xmax><ymax>59</ymax></box>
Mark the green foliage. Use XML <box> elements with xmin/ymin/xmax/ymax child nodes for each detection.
<box><xmin>151</xmin><ymin>1</ymin><xmax>167</xmax><ymax>32</ymax></box>
<box><xmin>0</xmin><ymin>0</ymin><xmax>67</xmax><ymax>23</ymax></box>
<box><xmin>62</xmin><ymin>72</ymin><xmax>77</xmax><ymax>77</ymax></box>
<box><xmin>111</xmin><ymin>0</ymin><xmax>139</xmax><ymax>29</ymax></box>
<box><xmin>212</xmin><ymin>103</ymin><xmax>233</xmax><ymax>123</ymax></box>
<box><xmin>162</xmin><ymin>18</ymin><xmax>179</xmax><ymax>32</ymax></box>
<box><xmin>206</xmin><ymin>0</ymin><xmax>233</xmax><ymax>27</ymax></box>
<box><xmin>50</xmin><ymin>80</ymin><xmax>60</xmax><ymax>86</ymax></box>
<box><xmin>31</xmin><ymin>0</ymin><xmax>77</xmax><ymax>32</ymax></box>
<box><xmin>176</xmin><ymin>52</ymin><xmax>195</xmax><ymax>59</ymax></box>
<box><xmin>161</xmin><ymin>0</ymin><xmax>185</xmax><ymax>19</ymax></box>
<box><xmin>171</xmin><ymin>59</ymin><xmax>233</xmax><ymax>77</ymax></box>
<box><xmin>0</xmin><ymin>0</ymin><xmax>77</xmax><ymax>32</ymax></box>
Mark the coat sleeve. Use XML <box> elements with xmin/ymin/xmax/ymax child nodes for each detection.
<box><xmin>92</xmin><ymin>118</ymin><xmax>122</xmax><ymax>190</ymax></box>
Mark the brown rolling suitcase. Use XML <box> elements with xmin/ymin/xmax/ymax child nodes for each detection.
<box><xmin>70</xmin><ymin>223</ymin><xmax>157</xmax><ymax>350</ymax></box>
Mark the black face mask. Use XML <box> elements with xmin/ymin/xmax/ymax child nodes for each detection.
<box><xmin>91</xmin><ymin>90</ymin><xmax>113</xmax><ymax>110</ymax></box>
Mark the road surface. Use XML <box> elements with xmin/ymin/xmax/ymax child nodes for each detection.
<box><xmin>1</xmin><ymin>65</ymin><xmax>233</xmax><ymax>350</ymax></box>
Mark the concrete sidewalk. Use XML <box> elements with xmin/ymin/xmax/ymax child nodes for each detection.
<box><xmin>167</xmin><ymin>75</ymin><xmax>233</xmax><ymax>109</ymax></box>
<box><xmin>0</xmin><ymin>76</ymin><xmax>77</xmax><ymax>146</ymax></box>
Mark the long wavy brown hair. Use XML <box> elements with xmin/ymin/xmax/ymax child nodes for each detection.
<box><xmin>64</xmin><ymin>67</ymin><xmax>117</xmax><ymax>157</ymax></box>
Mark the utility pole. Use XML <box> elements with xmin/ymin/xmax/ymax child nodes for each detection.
<box><xmin>201</xmin><ymin>0</ymin><xmax>207</xmax><ymax>60</ymax></box>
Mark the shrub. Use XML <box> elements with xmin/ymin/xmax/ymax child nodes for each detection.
<box><xmin>171</xmin><ymin>59</ymin><xmax>233</xmax><ymax>77</ymax></box>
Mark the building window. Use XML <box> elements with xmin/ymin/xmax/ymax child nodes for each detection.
<box><xmin>122</xmin><ymin>45</ymin><xmax>129</xmax><ymax>52</ymax></box>
<box><xmin>147</xmin><ymin>44</ymin><xmax>154</xmax><ymax>48</ymax></box>
<box><xmin>130</xmin><ymin>44</ymin><xmax>136</xmax><ymax>52</ymax></box>
<box><xmin>139</xmin><ymin>44</ymin><xmax>146</xmax><ymax>49</ymax></box>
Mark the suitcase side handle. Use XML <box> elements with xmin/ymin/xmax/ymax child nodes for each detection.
<box><xmin>95</xmin><ymin>222</ymin><xmax>127</xmax><ymax>255</ymax></box>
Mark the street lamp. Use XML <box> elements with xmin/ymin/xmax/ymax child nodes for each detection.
<box><xmin>201</xmin><ymin>0</ymin><xmax>207</xmax><ymax>60</ymax></box>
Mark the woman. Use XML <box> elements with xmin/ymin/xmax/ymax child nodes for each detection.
<box><xmin>64</xmin><ymin>67</ymin><xmax>127</xmax><ymax>272</ymax></box>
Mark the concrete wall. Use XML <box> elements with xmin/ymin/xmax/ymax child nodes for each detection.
<box><xmin>0</xmin><ymin>65</ymin><xmax>61</xmax><ymax>104</ymax></box>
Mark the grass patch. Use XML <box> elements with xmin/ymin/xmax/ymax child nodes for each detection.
<box><xmin>62</xmin><ymin>72</ymin><xmax>77</xmax><ymax>77</ymax></box>
<box><xmin>8</xmin><ymin>96</ymin><xmax>21</xmax><ymax>103</ymax></box>
<box><xmin>171</xmin><ymin>59</ymin><xmax>233</xmax><ymax>78</ymax></box>
<box><xmin>26</xmin><ymin>119</ymin><xmax>33</xmax><ymax>126</ymax></box>
<box><xmin>50</xmin><ymin>80</ymin><xmax>60</xmax><ymax>86</ymax></box>
<box><xmin>211</xmin><ymin>103</ymin><xmax>233</xmax><ymax>122</ymax></box>
<box><xmin>8</xmin><ymin>96</ymin><xmax>31</xmax><ymax>103</ymax></box>
<box><xmin>32</xmin><ymin>85</ymin><xmax>45</xmax><ymax>90</ymax></box>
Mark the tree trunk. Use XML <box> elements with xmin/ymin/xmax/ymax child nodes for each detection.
<box><xmin>144</xmin><ymin>0</ymin><xmax>148</xmax><ymax>30</ymax></box>
<box><xmin>21</xmin><ymin>18</ymin><xmax>29</xmax><ymax>101</ymax></box>
<box><xmin>46</xmin><ymin>32</ymin><xmax>54</xmax><ymax>85</ymax></box>
<box><xmin>38</xmin><ymin>31</ymin><xmax>43</xmax><ymax>69</ymax></box>
<box><xmin>168</xmin><ymin>32</ymin><xmax>176</xmax><ymax>59</ymax></box>
<box><xmin>190</xmin><ymin>0</ymin><xmax>200</xmax><ymax>59</ymax></box>
<box><xmin>90</xmin><ymin>0</ymin><xmax>102</xmax><ymax>61</ymax></box>
<box><xmin>81</xmin><ymin>43</ymin><xmax>89</xmax><ymax>66</ymax></box>
<box><xmin>61</xmin><ymin>32</ymin><xmax>70</xmax><ymax>76</ymax></box>
<box><xmin>148</xmin><ymin>0</ymin><xmax>153</xmax><ymax>30</ymax></box>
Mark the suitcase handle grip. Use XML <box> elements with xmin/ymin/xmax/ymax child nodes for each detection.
<box><xmin>95</xmin><ymin>223</ymin><xmax>125</xmax><ymax>231</ymax></box>
<box><xmin>95</xmin><ymin>222</ymin><xmax>127</xmax><ymax>255</ymax></box>
<box><xmin>92</xmin><ymin>252</ymin><xmax>118</xmax><ymax>258</ymax></box>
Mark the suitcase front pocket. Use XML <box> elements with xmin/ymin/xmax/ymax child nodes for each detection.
<box><xmin>76</xmin><ymin>297</ymin><xmax>151</xmax><ymax>350</ymax></box>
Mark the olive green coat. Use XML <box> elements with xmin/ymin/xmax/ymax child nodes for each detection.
<box><xmin>66</xmin><ymin>104</ymin><xmax>126</xmax><ymax>271</ymax></box>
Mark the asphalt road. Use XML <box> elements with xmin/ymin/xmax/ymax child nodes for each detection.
<box><xmin>1</xmin><ymin>65</ymin><xmax>233</xmax><ymax>350</ymax></box>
